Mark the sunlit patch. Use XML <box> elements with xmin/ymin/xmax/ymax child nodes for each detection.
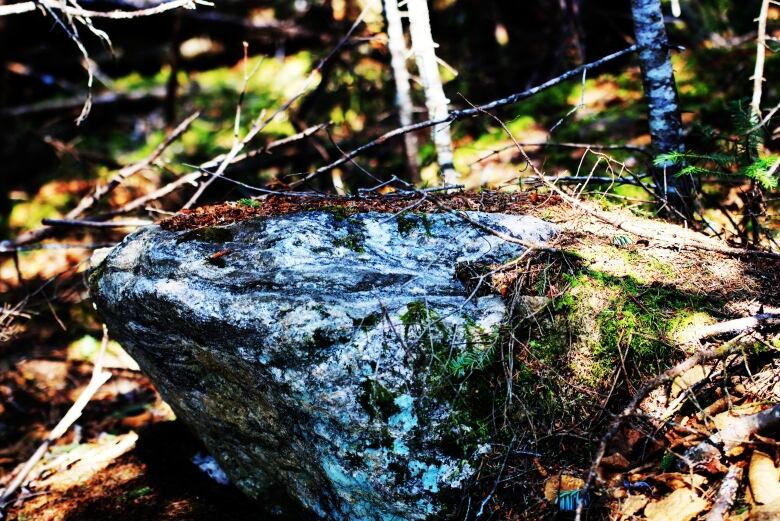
<box><xmin>179</xmin><ymin>38</ymin><xmax>224</xmax><ymax>60</ymax></box>
<box><xmin>494</xmin><ymin>23</ymin><xmax>509</xmax><ymax>46</ymax></box>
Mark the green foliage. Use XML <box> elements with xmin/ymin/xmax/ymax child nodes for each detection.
<box><xmin>551</xmin><ymin>271</ymin><xmax>713</xmax><ymax>384</ymax></box>
<box><xmin>611</xmin><ymin>234</ymin><xmax>633</xmax><ymax>249</ymax></box>
<box><xmin>359</xmin><ymin>380</ymin><xmax>400</xmax><ymax>422</ymax></box>
<box><xmin>333</xmin><ymin>232</ymin><xmax>365</xmax><ymax>253</ymax></box>
<box><xmin>400</xmin><ymin>301</ymin><xmax>503</xmax><ymax>456</ymax></box>
<box><xmin>446</xmin><ymin>319</ymin><xmax>500</xmax><ymax>377</ymax></box>
<box><xmin>176</xmin><ymin>226</ymin><xmax>235</xmax><ymax>243</ymax></box>
<box><xmin>324</xmin><ymin>205</ymin><xmax>351</xmax><ymax>222</ymax></box>
<box><xmin>238</xmin><ymin>198</ymin><xmax>262</xmax><ymax>208</ymax></box>
<box><xmin>655</xmin><ymin>99</ymin><xmax>779</xmax><ymax>190</ymax></box>
<box><xmin>660</xmin><ymin>451</ymin><xmax>676</xmax><ymax>471</ymax></box>
<box><xmin>121</xmin><ymin>486</ymin><xmax>153</xmax><ymax>502</ymax></box>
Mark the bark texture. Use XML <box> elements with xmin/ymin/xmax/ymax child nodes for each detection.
<box><xmin>384</xmin><ymin>0</ymin><xmax>421</xmax><ymax>183</ymax></box>
<box><xmin>407</xmin><ymin>0</ymin><xmax>457</xmax><ymax>185</ymax></box>
<box><xmin>630</xmin><ymin>0</ymin><xmax>694</xmax><ymax>218</ymax></box>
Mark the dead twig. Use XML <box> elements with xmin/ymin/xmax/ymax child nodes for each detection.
<box><xmin>183</xmin><ymin>2</ymin><xmax>374</xmax><ymax>208</ymax></box>
<box><xmin>40</xmin><ymin>218</ymin><xmax>152</xmax><ymax>229</ymax></box>
<box><xmin>2</xmin><ymin>112</ymin><xmax>198</xmax><ymax>252</ymax></box>
<box><xmin>289</xmin><ymin>45</ymin><xmax>638</xmax><ymax>186</ymax></box>
<box><xmin>574</xmin><ymin>333</ymin><xmax>755</xmax><ymax>521</ymax></box>
<box><xmin>0</xmin><ymin>325</ymin><xmax>112</xmax><ymax>510</ymax></box>
<box><xmin>705</xmin><ymin>464</ymin><xmax>743</xmax><ymax>521</ymax></box>
<box><xmin>694</xmin><ymin>312</ymin><xmax>780</xmax><ymax>342</ymax></box>
<box><xmin>0</xmin><ymin>0</ymin><xmax>209</xmax><ymax>19</ymax></box>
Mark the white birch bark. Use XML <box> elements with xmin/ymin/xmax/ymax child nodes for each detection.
<box><xmin>407</xmin><ymin>0</ymin><xmax>457</xmax><ymax>185</ymax></box>
<box><xmin>631</xmin><ymin>0</ymin><xmax>694</xmax><ymax>218</ymax></box>
<box><xmin>750</xmin><ymin>0</ymin><xmax>769</xmax><ymax>124</ymax></box>
<box><xmin>384</xmin><ymin>0</ymin><xmax>421</xmax><ymax>183</ymax></box>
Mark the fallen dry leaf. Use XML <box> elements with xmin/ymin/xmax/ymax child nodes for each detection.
<box><xmin>543</xmin><ymin>474</ymin><xmax>585</xmax><ymax>502</ymax></box>
<box><xmin>620</xmin><ymin>494</ymin><xmax>648</xmax><ymax>517</ymax></box>
<box><xmin>644</xmin><ymin>488</ymin><xmax>707</xmax><ymax>521</ymax></box>
<box><xmin>749</xmin><ymin>451</ymin><xmax>780</xmax><ymax>505</ymax></box>
<box><xmin>751</xmin><ymin>498</ymin><xmax>780</xmax><ymax>520</ymax></box>
<box><xmin>653</xmin><ymin>472</ymin><xmax>707</xmax><ymax>490</ymax></box>
<box><xmin>602</xmin><ymin>452</ymin><xmax>631</xmax><ymax>470</ymax></box>
<box><xmin>713</xmin><ymin>403</ymin><xmax>767</xmax><ymax>432</ymax></box>
<box><xmin>670</xmin><ymin>365</ymin><xmax>709</xmax><ymax>399</ymax></box>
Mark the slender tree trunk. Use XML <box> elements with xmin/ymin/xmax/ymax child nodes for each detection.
<box><xmin>383</xmin><ymin>0</ymin><xmax>421</xmax><ymax>184</ymax></box>
<box><xmin>747</xmin><ymin>0</ymin><xmax>770</xmax><ymax>244</ymax></box>
<box><xmin>630</xmin><ymin>0</ymin><xmax>695</xmax><ymax>219</ymax></box>
<box><xmin>750</xmin><ymin>0</ymin><xmax>769</xmax><ymax>131</ymax></box>
<box><xmin>407</xmin><ymin>0</ymin><xmax>457</xmax><ymax>185</ymax></box>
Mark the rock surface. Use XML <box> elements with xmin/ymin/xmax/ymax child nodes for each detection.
<box><xmin>89</xmin><ymin>210</ymin><xmax>556</xmax><ymax>520</ymax></box>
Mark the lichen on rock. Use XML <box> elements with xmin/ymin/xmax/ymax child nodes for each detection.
<box><xmin>89</xmin><ymin>210</ymin><xmax>557</xmax><ymax>520</ymax></box>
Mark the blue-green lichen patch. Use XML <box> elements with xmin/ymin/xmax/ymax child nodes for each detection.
<box><xmin>399</xmin><ymin>300</ymin><xmax>506</xmax><ymax>460</ymax></box>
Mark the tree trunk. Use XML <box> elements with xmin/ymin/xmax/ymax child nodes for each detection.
<box><xmin>630</xmin><ymin>0</ymin><xmax>695</xmax><ymax>219</ymax></box>
<box><xmin>383</xmin><ymin>0</ymin><xmax>421</xmax><ymax>184</ymax></box>
<box><xmin>407</xmin><ymin>0</ymin><xmax>457</xmax><ymax>185</ymax></box>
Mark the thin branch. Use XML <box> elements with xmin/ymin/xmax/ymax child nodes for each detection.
<box><xmin>488</xmin><ymin>113</ymin><xmax>780</xmax><ymax>259</ymax></box>
<box><xmin>469</xmin><ymin>141</ymin><xmax>651</xmax><ymax>167</ymax></box>
<box><xmin>0</xmin><ymin>0</ymin><xmax>209</xmax><ymax>19</ymax></box>
<box><xmin>3</xmin><ymin>112</ymin><xmax>198</xmax><ymax>251</ymax></box>
<box><xmin>575</xmin><ymin>333</ymin><xmax>755</xmax><ymax>521</ymax></box>
<box><xmin>750</xmin><ymin>0</ymin><xmax>771</xmax><ymax>121</ymax></box>
<box><xmin>183</xmin><ymin>2</ymin><xmax>374</xmax><ymax>208</ymax></box>
<box><xmin>522</xmin><ymin>175</ymin><xmax>649</xmax><ymax>188</ymax></box>
<box><xmin>289</xmin><ymin>45</ymin><xmax>638</xmax><ymax>185</ymax></box>
<box><xmin>693</xmin><ymin>312</ymin><xmax>780</xmax><ymax>342</ymax></box>
<box><xmin>40</xmin><ymin>218</ymin><xmax>152</xmax><ymax>228</ymax></box>
<box><xmin>0</xmin><ymin>325</ymin><xmax>111</xmax><ymax>509</ymax></box>
<box><xmin>705</xmin><ymin>465</ymin><xmax>743</xmax><ymax>521</ymax></box>
<box><xmin>71</xmin><ymin>111</ymin><xmax>200</xmax><ymax>218</ymax></box>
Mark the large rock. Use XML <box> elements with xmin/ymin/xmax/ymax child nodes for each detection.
<box><xmin>89</xmin><ymin>209</ymin><xmax>556</xmax><ymax>520</ymax></box>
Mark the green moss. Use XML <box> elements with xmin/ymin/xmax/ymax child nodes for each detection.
<box><xmin>396</xmin><ymin>214</ymin><xmax>418</xmax><ymax>235</ymax></box>
<box><xmin>353</xmin><ymin>312</ymin><xmax>382</xmax><ymax>330</ymax></box>
<box><xmin>552</xmin><ymin>270</ymin><xmax>715</xmax><ymax>384</ymax></box>
<box><xmin>324</xmin><ymin>205</ymin><xmax>352</xmax><ymax>222</ymax></box>
<box><xmin>447</xmin><ymin>319</ymin><xmax>500</xmax><ymax>377</ymax></box>
<box><xmin>87</xmin><ymin>260</ymin><xmax>108</xmax><ymax>294</ymax></box>
<box><xmin>333</xmin><ymin>232</ymin><xmax>365</xmax><ymax>253</ymax></box>
<box><xmin>667</xmin><ymin>310</ymin><xmax>715</xmax><ymax>344</ymax></box>
<box><xmin>359</xmin><ymin>380</ymin><xmax>401</xmax><ymax>422</ymax></box>
<box><xmin>417</xmin><ymin>213</ymin><xmax>433</xmax><ymax>236</ymax></box>
<box><xmin>176</xmin><ymin>226</ymin><xmax>235</xmax><ymax>244</ymax></box>
<box><xmin>238</xmin><ymin>198</ymin><xmax>261</xmax><ymax>208</ymax></box>
<box><xmin>400</xmin><ymin>300</ymin><xmax>504</xmax><ymax>457</ymax></box>
<box><xmin>328</xmin><ymin>207</ymin><xmax>366</xmax><ymax>252</ymax></box>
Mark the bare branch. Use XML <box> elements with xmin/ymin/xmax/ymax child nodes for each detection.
<box><xmin>575</xmin><ymin>333</ymin><xmax>756</xmax><ymax>521</ymax></box>
<box><xmin>182</xmin><ymin>2</ymin><xmax>374</xmax><ymax>208</ymax></box>
<box><xmin>0</xmin><ymin>325</ymin><xmax>112</xmax><ymax>508</ymax></box>
<box><xmin>289</xmin><ymin>45</ymin><xmax>638</xmax><ymax>186</ymax></box>
<box><xmin>40</xmin><ymin>218</ymin><xmax>152</xmax><ymax>228</ymax></box>
<box><xmin>3</xmin><ymin>112</ymin><xmax>198</xmax><ymax>251</ymax></box>
<box><xmin>694</xmin><ymin>312</ymin><xmax>780</xmax><ymax>341</ymax></box>
<box><xmin>0</xmin><ymin>0</ymin><xmax>209</xmax><ymax>19</ymax></box>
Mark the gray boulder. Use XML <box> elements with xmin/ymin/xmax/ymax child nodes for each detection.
<box><xmin>89</xmin><ymin>209</ymin><xmax>556</xmax><ymax>520</ymax></box>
